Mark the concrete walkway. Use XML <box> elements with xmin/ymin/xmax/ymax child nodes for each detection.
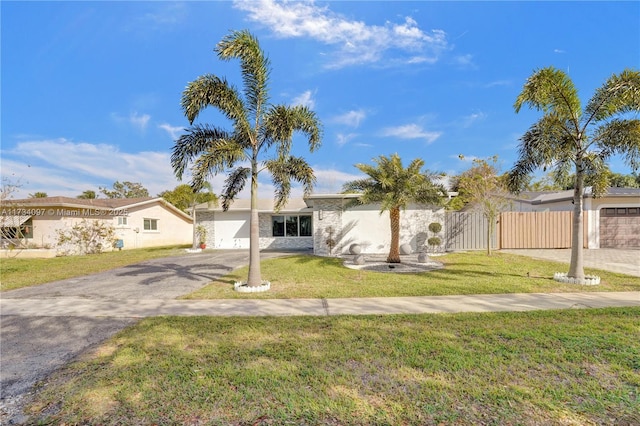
<box><xmin>2</xmin><ymin>292</ymin><xmax>639</xmax><ymax>318</ymax></box>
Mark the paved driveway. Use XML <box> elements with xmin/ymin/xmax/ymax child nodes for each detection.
<box><xmin>0</xmin><ymin>249</ymin><xmax>288</xmax><ymax>424</ymax></box>
<box><xmin>500</xmin><ymin>248</ymin><xmax>640</xmax><ymax>277</ymax></box>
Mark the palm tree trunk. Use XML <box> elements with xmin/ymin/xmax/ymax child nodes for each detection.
<box><xmin>568</xmin><ymin>164</ymin><xmax>585</xmax><ymax>280</ymax></box>
<box><xmin>247</xmin><ymin>156</ymin><xmax>262</xmax><ymax>286</ymax></box>
<box><xmin>387</xmin><ymin>207</ymin><xmax>401</xmax><ymax>263</ymax></box>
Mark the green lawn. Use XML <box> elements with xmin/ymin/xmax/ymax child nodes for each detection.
<box><xmin>184</xmin><ymin>252</ymin><xmax>640</xmax><ymax>299</ymax></box>
<box><xmin>0</xmin><ymin>245</ymin><xmax>190</xmax><ymax>291</ymax></box>
<box><xmin>26</xmin><ymin>308</ymin><xmax>640</xmax><ymax>425</ymax></box>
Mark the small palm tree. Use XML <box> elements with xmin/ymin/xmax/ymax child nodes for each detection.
<box><xmin>172</xmin><ymin>30</ymin><xmax>322</xmax><ymax>287</ymax></box>
<box><xmin>343</xmin><ymin>154</ymin><xmax>445</xmax><ymax>263</ymax></box>
<box><xmin>507</xmin><ymin>67</ymin><xmax>640</xmax><ymax>281</ymax></box>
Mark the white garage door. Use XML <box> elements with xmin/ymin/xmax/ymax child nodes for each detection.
<box><xmin>214</xmin><ymin>212</ymin><xmax>250</xmax><ymax>249</ymax></box>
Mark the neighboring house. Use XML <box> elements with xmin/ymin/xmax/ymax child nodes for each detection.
<box><xmin>195</xmin><ymin>193</ymin><xmax>445</xmax><ymax>256</ymax></box>
<box><xmin>510</xmin><ymin>187</ymin><xmax>640</xmax><ymax>249</ymax></box>
<box><xmin>1</xmin><ymin>196</ymin><xmax>193</xmax><ymax>251</ymax></box>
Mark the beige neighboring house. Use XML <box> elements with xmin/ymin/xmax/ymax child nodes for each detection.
<box><xmin>1</xmin><ymin>196</ymin><xmax>193</xmax><ymax>253</ymax></box>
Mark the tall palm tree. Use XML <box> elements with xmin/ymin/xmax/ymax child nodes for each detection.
<box><xmin>171</xmin><ymin>30</ymin><xmax>322</xmax><ymax>287</ymax></box>
<box><xmin>343</xmin><ymin>153</ymin><xmax>445</xmax><ymax>263</ymax></box>
<box><xmin>507</xmin><ymin>67</ymin><xmax>640</xmax><ymax>281</ymax></box>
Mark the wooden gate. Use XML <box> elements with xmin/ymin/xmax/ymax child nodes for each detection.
<box><xmin>499</xmin><ymin>211</ymin><xmax>588</xmax><ymax>249</ymax></box>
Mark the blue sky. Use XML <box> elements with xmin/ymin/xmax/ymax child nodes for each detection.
<box><xmin>2</xmin><ymin>1</ymin><xmax>639</xmax><ymax>199</ymax></box>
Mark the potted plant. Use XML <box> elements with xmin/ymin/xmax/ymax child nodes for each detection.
<box><xmin>196</xmin><ymin>225</ymin><xmax>207</xmax><ymax>249</ymax></box>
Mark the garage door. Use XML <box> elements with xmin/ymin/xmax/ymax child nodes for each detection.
<box><xmin>600</xmin><ymin>207</ymin><xmax>640</xmax><ymax>248</ymax></box>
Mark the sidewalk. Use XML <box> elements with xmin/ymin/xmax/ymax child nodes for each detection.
<box><xmin>3</xmin><ymin>292</ymin><xmax>639</xmax><ymax>318</ymax></box>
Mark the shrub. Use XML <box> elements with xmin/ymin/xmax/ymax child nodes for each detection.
<box><xmin>428</xmin><ymin>222</ymin><xmax>442</xmax><ymax>234</ymax></box>
<box><xmin>56</xmin><ymin>219</ymin><xmax>116</xmax><ymax>255</ymax></box>
<box><xmin>427</xmin><ymin>236</ymin><xmax>441</xmax><ymax>247</ymax></box>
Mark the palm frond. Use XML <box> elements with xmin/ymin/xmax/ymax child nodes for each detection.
<box><xmin>592</xmin><ymin>119</ymin><xmax>640</xmax><ymax>170</ymax></box>
<box><xmin>216</xmin><ymin>30</ymin><xmax>270</xmax><ymax>122</ymax></box>
<box><xmin>514</xmin><ymin>67</ymin><xmax>581</xmax><ymax>121</ymax></box>
<box><xmin>181</xmin><ymin>75</ymin><xmax>249</xmax><ymax>135</ymax></box>
<box><xmin>221</xmin><ymin>167</ymin><xmax>250</xmax><ymax>211</ymax></box>
<box><xmin>171</xmin><ymin>125</ymin><xmax>233</xmax><ymax>180</ymax></box>
<box><xmin>266</xmin><ymin>156</ymin><xmax>317</xmax><ymax>210</ymax></box>
<box><xmin>263</xmin><ymin>105</ymin><xmax>323</xmax><ymax>156</ymax></box>
<box><xmin>585</xmin><ymin>69</ymin><xmax>640</xmax><ymax>123</ymax></box>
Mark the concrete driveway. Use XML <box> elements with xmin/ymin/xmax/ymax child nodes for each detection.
<box><xmin>500</xmin><ymin>248</ymin><xmax>640</xmax><ymax>277</ymax></box>
<box><xmin>0</xmin><ymin>249</ymin><xmax>288</xmax><ymax>424</ymax></box>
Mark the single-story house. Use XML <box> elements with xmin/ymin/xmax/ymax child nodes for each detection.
<box><xmin>195</xmin><ymin>193</ymin><xmax>445</xmax><ymax>256</ymax></box>
<box><xmin>511</xmin><ymin>187</ymin><xmax>640</xmax><ymax>249</ymax></box>
<box><xmin>1</xmin><ymin>196</ymin><xmax>193</xmax><ymax>252</ymax></box>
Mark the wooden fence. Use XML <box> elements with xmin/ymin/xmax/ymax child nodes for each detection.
<box><xmin>445</xmin><ymin>211</ymin><xmax>588</xmax><ymax>251</ymax></box>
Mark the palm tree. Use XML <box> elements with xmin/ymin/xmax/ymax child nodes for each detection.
<box><xmin>507</xmin><ymin>67</ymin><xmax>640</xmax><ymax>281</ymax></box>
<box><xmin>171</xmin><ymin>30</ymin><xmax>322</xmax><ymax>287</ymax></box>
<box><xmin>343</xmin><ymin>153</ymin><xmax>445</xmax><ymax>263</ymax></box>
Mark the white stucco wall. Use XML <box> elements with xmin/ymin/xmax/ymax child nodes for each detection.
<box><xmin>337</xmin><ymin>204</ymin><xmax>445</xmax><ymax>255</ymax></box>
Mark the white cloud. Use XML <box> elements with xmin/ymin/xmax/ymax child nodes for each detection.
<box><xmin>159</xmin><ymin>123</ymin><xmax>185</xmax><ymax>140</ymax></box>
<box><xmin>233</xmin><ymin>0</ymin><xmax>448</xmax><ymax>68</ymax></box>
<box><xmin>461</xmin><ymin>111</ymin><xmax>487</xmax><ymax>128</ymax></box>
<box><xmin>380</xmin><ymin>124</ymin><xmax>442</xmax><ymax>144</ymax></box>
<box><xmin>111</xmin><ymin>111</ymin><xmax>151</xmax><ymax>131</ymax></box>
<box><xmin>312</xmin><ymin>168</ymin><xmax>363</xmax><ymax>193</ymax></box>
<box><xmin>335</xmin><ymin>133</ymin><xmax>358</xmax><ymax>147</ymax></box>
<box><xmin>292</xmin><ymin>90</ymin><xmax>316</xmax><ymax>109</ymax></box>
<box><xmin>129</xmin><ymin>112</ymin><xmax>151</xmax><ymax>130</ymax></box>
<box><xmin>332</xmin><ymin>109</ymin><xmax>366</xmax><ymax>128</ymax></box>
<box><xmin>3</xmin><ymin>138</ymin><xmax>183</xmax><ymax>198</ymax></box>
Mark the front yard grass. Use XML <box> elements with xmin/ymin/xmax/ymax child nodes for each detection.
<box><xmin>26</xmin><ymin>307</ymin><xmax>640</xmax><ymax>425</ymax></box>
<box><xmin>0</xmin><ymin>245</ymin><xmax>190</xmax><ymax>292</ymax></box>
<box><xmin>184</xmin><ymin>251</ymin><xmax>640</xmax><ymax>299</ymax></box>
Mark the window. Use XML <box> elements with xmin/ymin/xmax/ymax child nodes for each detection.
<box><xmin>272</xmin><ymin>215</ymin><xmax>312</xmax><ymax>237</ymax></box>
<box><xmin>272</xmin><ymin>216</ymin><xmax>285</xmax><ymax>237</ymax></box>
<box><xmin>117</xmin><ymin>216</ymin><xmax>128</xmax><ymax>226</ymax></box>
<box><xmin>143</xmin><ymin>218</ymin><xmax>158</xmax><ymax>231</ymax></box>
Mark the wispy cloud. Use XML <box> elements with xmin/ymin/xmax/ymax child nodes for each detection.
<box><xmin>234</xmin><ymin>0</ymin><xmax>448</xmax><ymax>68</ymax></box>
<box><xmin>335</xmin><ymin>133</ymin><xmax>358</xmax><ymax>147</ymax></box>
<box><xmin>461</xmin><ymin>111</ymin><xmax>487</xmax><ymax>128</ymax></box>
<box><xmin>292</xmin><ymin>90</ymin><xmax>316</xmax><ymax>109</ymax></box>
<box><xmin>312</xmin><ymin>168</ymin><xmax>363</xmax><ymax>193</ymax></box>
<box><xmin>159</xmin><ymin>123</ymin><xmax>185</xmax><ymax>140</ymax></box>
<box><xmin>484</xmin><ymin>80</ymin><xmax>512</xmax><ymax>88</ymax></box>
<box><xmin>3</xmin><ymin>138</ymin><xmax>182</xmax><ymax>198</ymax></box>
<box><xmin>111</xmin><ymin>111</ymin><xmax>151</xmax><ymax>131</ymax></box>
<box><xmin>332</xmin><ymin>109</ymin><xmax>367</xmax><ymax>128</ymax></box>
<box><xmin>554</xmin><ymin>48</ymin><xmax>566</xmax><ymax>54</ymax></box>
<box><xmin>380</xmin><ymin>124</ymin><xmax>442</xmax><ymax>144</ymax></box>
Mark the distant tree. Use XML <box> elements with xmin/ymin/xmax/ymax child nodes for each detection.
<box><xmin>99</xmin><ymin>181</ymin><xmax>149</xmax><ymax>199</ymax></box>
<box><xmin>528</xmin><ymin>170</ymin><xmax>640</xmax><ymax>191</ymax></box>
<box><xmin>171</xmin><ymin>30</ymin><xmax>322</xmax><ymax>287</ymax></box>
<box><xmin>343</xmin><ymin>153</ymin><xmax>445</xmax><ymax>263</ymax></box>
<box><xmin>29</xmin><ymin>192</ymin><xmax>48</xmax><ymax>198</ymax></box>
<box><xmin>77</xmin><ymin>190</ymin><xmax>97</xmax><ymax>199</ymax></box>
<box><xmin>158</xmin><ymin>184</ymin><xmax>218</xmax><ymax>213</ymax></box>
<box><xmin>507</xmin><ymin>67</ymin><xmax>640</xmax><ymax>281</ymax></box>
<box><xmin>456</xmin><ymin>156</ymin><xmax>511</xmax><ymax>255</ymax></box>
<box><xmin>159</xmin><ymin>183</ymin><xmax>219</xmax><ymax>250</ymax></box>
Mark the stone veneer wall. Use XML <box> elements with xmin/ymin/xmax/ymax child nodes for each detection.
<box><xmin>312</xmin><ymin>199</ymin><xmax>344</xmax><ymax>257</ymax></box>
<box><xmin>258</xmin><ymin>213</ymin><xmax>313</xmax><ymax>250</ymax></box>
<box><xmin>196</xmin><ymin>211</ymin><xmax>215</xmax><ymax>246</ymax></box>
